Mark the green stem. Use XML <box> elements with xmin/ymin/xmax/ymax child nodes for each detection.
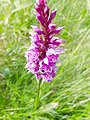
<box><xmin>35</xmin><ymin>78</ymin><xmax>42</xmax><ymax>110</ymax></box>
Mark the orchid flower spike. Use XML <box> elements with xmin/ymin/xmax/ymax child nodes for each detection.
<box><xmin>25</xmin><ymin>0</ymin><xmax>65</xmax><ymax>82</ymax></box>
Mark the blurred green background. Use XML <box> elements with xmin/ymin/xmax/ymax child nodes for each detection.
<box><xmin>0</xmin><ymin>0</ymin><xmax>90</xmax><ymax>119</ymax></box>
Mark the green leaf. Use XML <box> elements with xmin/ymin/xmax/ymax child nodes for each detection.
<box><xmin>36</xmin><ymin>102</ymin><xmax>58</xmax><ymax>114</ymax></box>
<box><xmin>0</xmin><ymin>95</ymin><xmax>4</xmax><ymax>107</ymax></box>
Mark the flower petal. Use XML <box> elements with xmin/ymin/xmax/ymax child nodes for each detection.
<box><xmin>43</xmin><ymin>57</ymin><xmax>49</xmax><ymax>65</ymax></box>
<box><xmin>48</xmin><ymin>9</ymin><xmax>57</xmax><ymax>23</ymax></box>
<box><xmin>44</xmin><ymin>5</ymin><xmax>49</xmax><ymax>17</ymax></box>
<box><xmin>36</xmin><ymin>13</ymin><xmax>45</xmax><ymax>26</ymax></box>
<box><xmin>31</xmin><ymin>25</ymin><xmax>44</xmax><ymax>35</ymax></box>
<box><xmin>34</xmin><ymin>3</ymin><xmax>41</xmax><ymax>13</ymax></box>
<box><xmin>50</xmin><ymin>26</ymin><xmax>65</xmax><ymax>35</ymax></box>
<box><xmin>49</xmin><ymin>24</ymin><xmax>56</xmax><ymax>30</ymax></box>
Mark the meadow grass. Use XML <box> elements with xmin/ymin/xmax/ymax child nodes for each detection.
<box><xmin>0</xmin><ymin>0</ymin><xmax>90</xmax><ymax>119</ymax></box>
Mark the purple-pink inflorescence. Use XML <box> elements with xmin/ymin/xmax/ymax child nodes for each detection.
<box><xmin>25</xmin><ymin>0</ymin><xmax>65</xmax><ymax>82</ymax></box>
